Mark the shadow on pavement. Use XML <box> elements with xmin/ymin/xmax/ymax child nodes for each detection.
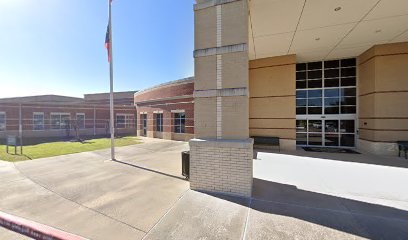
<box><xmin>112</xmin><ymin>159</ymin><xmax>187</xmax><ymax>181</ymax></box>
<box><xmin>254</xmin><ymin>149</ymin><xmax>408</xmax><ymax>169</ymax></box>
<box><xmin>204</xmin><ymin>178</ymin><xmax>408</xmax><ymax>240</ymax></box>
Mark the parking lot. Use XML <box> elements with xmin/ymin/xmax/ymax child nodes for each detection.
<box><xmin>1</xmin><ymin>138</ymin><xmax>407</xmax><ymax>239</ymax></box>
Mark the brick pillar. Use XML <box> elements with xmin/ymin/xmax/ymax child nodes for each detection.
<box><xmin>191</xmin><ymin>0</ymin><xmax>253</xmax><ymax>197</ymax></box>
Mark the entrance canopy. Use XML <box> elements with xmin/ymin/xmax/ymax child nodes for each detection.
<box><xmin>248</xmin><ymin>0</ymin><xmax>408</xmax><ymax>62</ymax></box>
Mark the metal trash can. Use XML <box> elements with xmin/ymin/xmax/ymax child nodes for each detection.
<box><xmin>181</xmin><ymin>151</ymin><xmax>190</xmax><ymax>179</ymax></box>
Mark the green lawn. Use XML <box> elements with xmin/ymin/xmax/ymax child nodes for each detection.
<box><xmin>0</xmin><ymin>137</ymin><xmax>141</xmax><ymax>162</ymax></box>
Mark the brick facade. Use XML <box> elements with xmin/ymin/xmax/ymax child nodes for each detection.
<box><xmin>134</xmin><ymin>78</ymin><xmax>194</xmax><ymax>141</ymax></box>
<box><xmin>0</xmin><ymin>96</ymin><xmax>136</xmax><ymax>141</ymax></box>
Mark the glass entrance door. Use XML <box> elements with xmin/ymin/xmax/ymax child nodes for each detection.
<box><xmin>296</xmin><ymin>117</ymin><xmax>356</xmax><ymax>147</ymax></box>
<box><xmin>296</xmin><ymin>58</ymin><xmax>357</xmax><ymax>148</ymax></box>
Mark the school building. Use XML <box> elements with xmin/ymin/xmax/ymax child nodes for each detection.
<box><xmin>190</xmin><ymin>0</ymin><xmax>408</xmax><ymax>197</ymax></box>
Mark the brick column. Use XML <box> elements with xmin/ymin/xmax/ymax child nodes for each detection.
<box><xmin>191</xmin><ymin>0</ymin><xmax>253</xmax><ymax>197</ymax></box>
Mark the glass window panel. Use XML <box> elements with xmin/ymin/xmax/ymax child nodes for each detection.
<box><xmin>174</xmin><ymin>113</ymin><xmax>185</xmax><ymax>133</ymax></box>
<box><xmin>307</xmin><ymin>79</ymin><xmax>322</xmax><ymax>88</ymax></box>
<box><xmin>296</xmin><ymin>71</ymin><xmax>306</xmax><ymax>80</ymax></box>
<box><xmin>0</xmin><ymin>113</ymin><xmax>5</xmax><ymax>131</ymax></box>
<box><xmin>296</xmin><ymin>133</ymin><xmax>307</xmax><ymax>145</ymax></box>
<box><xmin>308</xmin><ymin>120</ymin><xmax>322</xmax><ymax>132</ymax></box>
<box><xmin>296</xmin><ymin>120</ymin><xmax>307</xmax><ymax>132</ymax></box>
<box><xmin>296</xmin><ymin>63</ymin><xmax>306</xmax><ymax>71</ymax></box>
<box><xmin>325</xmin><ymin>106</ymin><xmax>339</xmax><ymax>114</ymax></box>
<box><xmin>51</xmin><ymin>115</ymin><xmax>60</xmax><ymax>129</ymax></box>
<box><xmin>156</xmin><ymin>113</ymin><xmax>163</xmax><ymax>132</ymax></box>
<box><xmin>324</xmin><ymin>69</ymin><xmax>339</xmax><ymax>78</ymax></box>
<box><xmin>341</xmin><ymin>106</ymin><xmax>356</xmax><ymax>114</ymax></box>
<box><xmin>116</xmin><ymin>115</ymin><xmax>125</xmax><ymax>128</ymax></box>
<box><xmin>308</xmin><ymin>107</ymin><xmax>322</xmax><ymax>114</ymax></box>
<box><xmin>341</xmin><ymin>88</ymin><xmax>356</xmax><ymax>97</ymax></box>
<box><xmin>296</xmin><ymin>99</ymin><xmax>307</xmax><ymax>107</ymax></box>
<box><xmin>324</xmin><ymin>78</ymin><xmax>339</xmax><ymax>87</ymax></box>
<box><xmin>308</xmin><ymin>134</ymin><xmax>322</xmax><ymax>145</ymax></box>
<box><xmin>308</xmin><ymin>70</ymin><xmax>322</xmax><ymax>79</ymax></box>
<box><xmin>325</xmin><ymin>134</ymin><xmax>339</xmax><ymax>146</ymax></box>
<box><xmin>341</xmin><ymin>77</ymin><xmax>356</xmax><ymax>87</ymax></box>
<box><xmin>308</xmin><ymin>90</ymin><xmax>322</xmax><ymax>98</ymax></box>
<box><xmin>325</xmin><ymin>97</ymin><xmax>340</xmax><ymax>107</ymax></box>
<box><xmin>296</xmin><ymin>80</ymin><xmax>307</xmax><ymax>89</ymax></box>
<box><xmin>76</xmin><ymin>114</ymin><xmax>85</xmax><ymax>129</ymax></box>
<box><xmin>61</xmin><ymin>114</ymin><xmax>70</xmax><ymax>129</ymax></box>
<box><xmin>341</xmin><ymin>97</ymin><xmax>356</xmax><ymax>105</ymax></box>
<box><xmin>308</xmin><ymin>61</ymin><xmax>322</xmax><ymax>70</ymax></box>
<box><xmin>308</xmin><ymin>98</ymin><xmax>322</xmax><ymax>106</ymax></box>
<box><xmin>296</xmin><ymin>90</ymin><xmax>307</xmax><ymax>98</ymax></box>
<box><xmin>341</xmin><ymin>58</ymin><xmax>356</xmax><ymax>67</ymax></box>
<box><xmin>296</xmin><ymin>107</ymin><xmax>306</xmax><ymax>115</ymax></box>
<box><xmin>33</xmin><ymin>113</ymin><xmax>44</xmax><ymax>130</ymax></box>
<box><xmin>341</xmin><ymin>134</ymin><xmax>355</xmax><ymax>147</ymax></box>
<box><xmin>340</xmin><ymin>120</ymin><xmax>355</xmax><ymax>133</ymax></box>
<box><xmin>324</xmin><ymin>89</ymin><xmax>339</xmax><ymax>97</ymax></box>
<box><xmin>341</xmin><ymin>67</ymin><xmax>356</xmax><ymax>77</ymax></box>
<box><xmin>325</xmin><ymin>120</ymin><xmax>339</xmax><ymax>133</ymax></box>
<box><xmin>324</xmin><ymin>60</ymin><xmax>339</xmax><ymax>68</ymax></box>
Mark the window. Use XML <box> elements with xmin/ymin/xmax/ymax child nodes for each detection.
<box><xmin>76</xmin><ymin>113</ymin><xmax>85</xmax><ymax>129</ymax></box>
<box><xmin>296</xmin><ymin>58</ymin><xmax>356</xmax><ymax>115</ymax></box>
<box><xmin>33</xmin><ymin>112</ymin><xmax>44</xmax><ymax>130</ymax></box>
<box><xmin>0</xmin><ymin>112</ymin><xmax>5</xmax><ymax>131</ymax></box>
<box><xmin>156</xmin><ymin>113</ymin><xmax>163</xmax><ymax>132</ymax></box>
<box><xmin>116</xmin><ymin>114</ymin><xmax>135</xmax><ymax>129</ymax></box>
<box><xmin>174</xmin><ymin>112</ymin><xmax>185</xmax><ymax>133</ymax></box>
<box><xmin>51</xmin><ymin>113</ymin><xmax>70</xmax><ymax>129</ymax></box>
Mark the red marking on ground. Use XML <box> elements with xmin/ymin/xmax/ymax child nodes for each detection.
<box><xmin>0</xmin><ymin>211</ymin><xmax>87</xmax><ymax>240</ymax></box>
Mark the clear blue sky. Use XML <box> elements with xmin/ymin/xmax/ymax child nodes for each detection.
<box><xmin>0</xmin><ymin>0</ymin><xmax>194</xmax><ymax>98</ymax></box>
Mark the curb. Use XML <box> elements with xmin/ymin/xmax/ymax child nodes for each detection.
<box><xmin>0</xmin><ymin>211</ymin><xmax>87</xmax><ymax>240</ymax></box>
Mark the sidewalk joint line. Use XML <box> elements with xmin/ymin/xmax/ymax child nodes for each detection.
<box><xmin>142</xmin><ymin>189</ymin><xmax>190</xmax><ymax>240</ymax></box>
<box><xmin>12</xmin><ymin>162</ymin><xmax>148</xmax><ymax>234</ymax></box>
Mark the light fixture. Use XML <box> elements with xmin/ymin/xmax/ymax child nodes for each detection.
<box><xmin>375</xmin><ymin>29</ymin><xmax>382</xmax><ymax>33</ymax></box>
<box><xmin>315</xmin><ymin>37</ymin><xmax>321</xmax><ymax>41</ymax></box>
<box><xmin>334</xmin><ymin>7</ymin><xmax>342</xmax><ymax>11</ymax></box>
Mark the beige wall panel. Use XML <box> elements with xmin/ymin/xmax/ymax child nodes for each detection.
<box><xmin>249</xmin><ymin>55</ymin><xmax>296</xmax><ymax>69</ymax></box>
<box><xmin>163</xmin><ymin>132</ymin><xmax>172</xmax><ymax>140</ymax></box>
<box><xmin>372</xmin><ymin>119</ymin><xmax>408</xmax><ymax>130</ymax></box>
<box><xmin>194</xmin><ymin>97</ymin><xmax>217</xmax><ymax>138</ymax></box>
<box><xmin>221</xmin><ymin>0</ymin><xmax>248</xmax><ymax>46</ymax></box>
<box><xmin>375</xmin><ymin>55</ymin><xmax>408</xmax><ymax>91</ymax></box>
<box><xmin>374</xmin><ymin>93</ymin><xmax>408</xmax><ymax>117</ymax></box>
<box><xmin>250</xmin><ymin>128</ymin><xmax>295</xmax><ymax>140</ymax></box>
<box><xmin>362</xmin><ymin>129</ymin><xmax>408</xmax><ymax>142</ymax></box>
<box><xmin>358</xmin><ymin>95</ymin><xmax>375</xmax><ymax>118</ymax></box>
<box><xmin>195</xmin><ymin>7</ymin><xmax>216</xmax><ymax>50</ymax></box>
<box><xmin>358</xmin><ymin>46</ymin><xmax>376</xmax><ymax>65</ymax></box>
<box><xmin>221</xmin><ymin>96</ymin><xmax>249</xmax><ymax>139</ymax></box>
<box><xmin>249</xmin><ymin>97</ymin><xmax>295</xmax><ymax>119</ymax></box>
<box><xmin>358</xmin><ymin>59</ymin><xmax>376</xmax><ymax>96</ymax></box>
<box><xmin>374</xmin><ymin>42</ymin><xmax>408</xmax><ymax>56</ymax></box>
<box><xmin>222</xmin><ymin>52</ymin><xmax>248</xmax><ymax>89</ymax></box>
<box><xmin>249</xmin><ymin>119</ymin><xmax>295</xmax><ymax>129</ymax></box>
<box><xmin>195</xmin><ymin>55</ymin><xmax>217</xmax><ymax>90</ymax></box>
<box><xmin>359</xmin><ymin>129</ymin><xmax>376</xmax><ymax>141</ymax></box>
<box><xmin>249</xmin><ymin>64</ymin><xmax>295</xmax><ymax>97</ymax></box>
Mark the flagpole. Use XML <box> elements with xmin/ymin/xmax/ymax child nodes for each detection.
<box><xmin>108</xmin><ymin>0</ymin><xmax>115</xmax><ymax>160</ymax></box>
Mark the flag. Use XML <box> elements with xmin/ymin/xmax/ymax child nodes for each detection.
<box><xmin>105</xmin><ymin>24</ymin><xmax>110</xmax><ymax>62</ymax></box>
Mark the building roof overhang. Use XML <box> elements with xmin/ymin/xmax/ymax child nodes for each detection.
<box><xmin>248</xmin><ymin>0</ymin><xmax>408</xmax><ymax>62</ymax></box>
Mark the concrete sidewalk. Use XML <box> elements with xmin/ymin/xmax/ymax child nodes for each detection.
<box><xmin>1</xmin><ymin>139</ymin><xmax>408</xmax><ymax>239</ymax></box>
<box><xmin>0</xmin><ymin>138</ymin><xmax>189</xmax><ymax>240</ymax></box>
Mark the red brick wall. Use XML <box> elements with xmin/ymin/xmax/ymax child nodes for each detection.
<box><xmin>135</xmin><ymin>81</ymin><xmax>194</xmax><ymax>135</ymax></box>
<box><xmin>0</xmin><ymin>103</ymin><xmax>136</xmax><ymax>135</ymax></box>
<box><xmin>134</xmin><ymin>82</ymin><xmax>194</xmax><ymax>103</ymax></box>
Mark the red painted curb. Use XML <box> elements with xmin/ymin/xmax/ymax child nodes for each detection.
<box><xmin>0</xmin><ymin>211</ymin><xmax>87</xmax><ymax>240</ymax></box>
